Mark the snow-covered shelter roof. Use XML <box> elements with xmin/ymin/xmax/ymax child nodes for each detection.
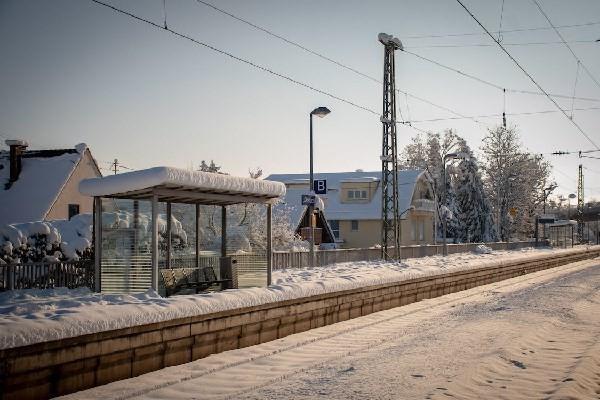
<box><xmin>0</xmin><ymin>144</ymin><xmax>93</xmax><ymax>225</ymax></box>
<box><xmin>80</xmin><ymin>167</ymin><xmax>286</xmax><ymax>205</ymax></box>
<box><xmin>267</xmin><ymin>170</ymin><xmax>430</xmax><ymax>220</ymax></box>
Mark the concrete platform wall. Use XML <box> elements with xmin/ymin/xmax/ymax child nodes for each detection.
<box><xmin>1</xmin><ymin>247</ymin><xmax>598</xmax><ymax>399</ymax></box>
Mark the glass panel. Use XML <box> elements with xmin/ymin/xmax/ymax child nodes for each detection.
<box><xmin>100</xmin><ymin>198</ymin><xmax>152</xmax><ymax>293</ymax></box>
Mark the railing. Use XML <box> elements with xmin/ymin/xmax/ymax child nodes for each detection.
<box><xmin>0</xmin><ymin>260</ymin><xmax>94</xmax><ymax>291</ymax></box>
<box><xmin>412</xmin><ymin>198</ymin><xmax>436</xmax><ymax>212</ymax></box>
<box><xmin>272</xmin><ymin>240</ymin><xmax>542</xmax><ymax>270</ymax></box>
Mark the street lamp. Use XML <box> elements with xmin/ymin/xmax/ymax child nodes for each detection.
<box><xmin>542</xmin><ymin>184</ymin><xmax>557</xmax><ymax>239</ymax></box>
<box><xmin>442</xmin><ymin>152</ymin><xmax>469</xmax><ymax>256</ymax></box>
<box><xmin>568</xmin><ymin>193</ymin><xmax>576</xmax><ymax>219</ymax></box>
<box><xmin>308</xmin><ymin>106</ymin><xmax>331</xmax><ymax>268</ymax></box>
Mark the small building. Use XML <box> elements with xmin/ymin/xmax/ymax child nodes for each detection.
<box><xmin>266</xmin><ymin>170</ymin><xmax>436</xmax><ymax>248</ymax></box>
<box><xmin>0</xmin><ymin>140</ymin><xmax>102</xmax><ymax>226</ymax></box>
<box><xmin>275</xmin><ymin>188</ymin><xmax>336</xmax><ymax>247</ymax></box>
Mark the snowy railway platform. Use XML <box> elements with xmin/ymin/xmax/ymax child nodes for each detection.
<box><xmin>0</xmin><ymin>246</ymin><xmax>599</xmax><ymax>399</ymax></box>
<box><xmin>64</xmin><ymin>253</ymin><xmax>600</xmax><ymax>400</ymax></box>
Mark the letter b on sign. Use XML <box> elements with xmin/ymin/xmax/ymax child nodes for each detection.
<box><xmin>314</xmin><ymin>179</ymin><xmax>327</xmax><ymax>194</ymax></box>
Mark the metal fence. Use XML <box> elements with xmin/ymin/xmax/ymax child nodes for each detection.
<box><xmin>0</xmin><ymin>260</ymin><xmax>94</xmax><ymax>291</ymax></box>
<box><xmin>272</xmin><ymin>240</ymin><xmax>541</xmax><ymax>270</ymax></box>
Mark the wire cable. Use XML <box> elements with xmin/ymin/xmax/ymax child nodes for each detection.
<box><xmin>404</xmin><ymin>19</ymin><xmax>600</xmax><ymax>40</ymax></box>
<box><xmin>532</xmin><ymin>0</ymin><xmax>600</xmax><ymax>93</ymax></box>
<box><xmin>90</xmin><ymin>0</ymin><xmax>379</xmax><ymax>116</ymax></box>
<box><xmin>571</xmin><ymin>61</ymin><xmax>580</xmax><ymax>119</ymax></box>
<box><xmin>406</xmin><ymin>39</ymin><xmax>599</xmax><ymax>49</ymax></box>
<box><xmin>455</xmin><ymin>0</ymin><xmax>600</xmax><ymax>151</ymax></box>
<box><xmin>193</xmin><ymin>0</ymin><xmax>490</xmax><ymax>130</ymax></box>
<box><xmin>401</xmin><ymin>49</ymin><xmax>600</xmax><ymax>102</ymax></box>
<box><xmin>407</xmin><ymin>106</ymin><xmax>600</xmax><ymax>124</ymax></box>
<box><xmin>498</xmin><ymin>0</ymin><xmax>505</xmax><ymax>42</ymax></box>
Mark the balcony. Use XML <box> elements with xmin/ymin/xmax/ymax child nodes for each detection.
<box><xmin>412</xmin><ymin>198</ymin><xmax>436</xmax><ymax>213</ymax></box>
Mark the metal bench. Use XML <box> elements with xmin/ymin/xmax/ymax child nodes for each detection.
<box><xmin>160</xmin><ymin>267</ymin><xmax>232</xmax><ymax>297</ymax></box>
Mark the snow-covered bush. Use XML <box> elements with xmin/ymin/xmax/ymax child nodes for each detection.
<box><xmin>0</xmin><ymin>215</ymin><xmax>93</xmax><ymax>263</ymax></box>
<box><xmin>0</xmin><ymin>211</ymin><xmax>189</xmax><ymax>264</ymax></box>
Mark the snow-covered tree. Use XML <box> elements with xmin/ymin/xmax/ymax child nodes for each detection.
<box><xmin>481</xmin><ymin>125</ymin><xmax>553</xmax><ymax>240</ymax></box>
<box><xmin>454</xmin><ymin>138</ymin><xmax>497</xmax><ymax>242</ymax></box>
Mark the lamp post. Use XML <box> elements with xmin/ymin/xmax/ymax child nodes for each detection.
<box><xmin>542</xmin><ymin>184</ymin><xmax>557</xmax><ymax>239</ymax></box>
<box><xmin>442</xmin><ymin>152</ymin><xmax>469</xmax><ymax>256</ymax></box>
<box><xmin>308</xmin><ymin>106</ymin><xmax>330</xmax><ymax>268</ymax></box>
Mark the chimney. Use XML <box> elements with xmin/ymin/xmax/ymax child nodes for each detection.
<box><xmin>6</xmin><ymin>139</ymin><xmax>29</xmax><ymax>184</ymax></box>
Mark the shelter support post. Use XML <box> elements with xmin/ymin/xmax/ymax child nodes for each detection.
<box><xmin>535</xmin><ymin>217</ymin><xmax>539</xmax><ymax>247</ymax></box>
<box><xmin>267</xmin><ymin>203</ymin><xmax>272</xmax><ymax>286</ymax></box>
<box><xmin>151</xmin><ymin>194</ymin><xmax>159</xmax><ymax>291</ymax></box>
<box><xmin>221</xmin><ymin>206</ymin><xmax>227</xmax><ymax>257</ymax></box>
<box><xmin>195</xmin><ymin>204</ymin><xmax>200</xmax><ymax>269</ymax></box>
<box><xmin>93</xmin><ymin>196</ymin><xmax>102</xmax><ymax>292</ymax></box>
<box><xmin>166</xmin><ymin>202</ymin><xmax>172</xmax><ymax>268</ymax></box>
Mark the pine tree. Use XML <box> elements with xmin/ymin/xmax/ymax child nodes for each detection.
<box><xmin>454</xmin><ymin>138</ymin><xmax>497</xmax><ymax>242</ymax></box>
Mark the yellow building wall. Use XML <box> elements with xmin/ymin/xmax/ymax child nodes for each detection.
<box><xmin>337</xmin><ymin>212</ymin><xmax>434</xmax><ymax>249</ymax></box>
<box><xmin>46</xmin><ymin>150</ymin><xmax>102</xmax><ymax>220</ymax></box>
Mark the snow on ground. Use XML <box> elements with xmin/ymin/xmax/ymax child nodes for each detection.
<box><xmin>62</xmin><ymin>256</ymin><xmax>600</xmax><ymax>400</ymax></box>
<box><xmin>0</xmin><ymin>246</ymin><xmax>594</xmax><ymax>350</ymax></box>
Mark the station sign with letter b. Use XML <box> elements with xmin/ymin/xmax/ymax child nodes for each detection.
<box><xmin>313</xmin><ymin>179</ymin><xmax>327</xmax><ymax>194</ymax></box>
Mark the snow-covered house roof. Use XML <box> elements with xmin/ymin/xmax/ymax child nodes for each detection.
<box><xmin>0</xmin><ymin>143</ymin><xmax>98</xmax><ymax>225</ymax></box>
<box><xmin>80</xmin><ymin>167</ymin><xmax>286</xmax><ymax>205</ymax></box>
<box><xmin>267</xmin><ymin>170</ymin><xmax>431</xmax><ymax>221</ymax></box>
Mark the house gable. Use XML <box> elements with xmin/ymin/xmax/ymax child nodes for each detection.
<box><xmin>46</xmin><ymin>149</ymin><xmax>102</xmax><ymax>221</ymax></box>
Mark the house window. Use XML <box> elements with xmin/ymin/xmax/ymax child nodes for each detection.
<box><xmin>411</xmin><ymin>220</ymin><xmax>417</xmax><ymax>241</ymax></box>
<box><xmin>347</xmin><ymin>190</ymin><xmax>368</xmax><ymax>200</ymax></box>
<box><xmin>419</xmin><ymin>219</ymin><xmax>425</xmax><ymax>241</ymax></box>
<box><xmin>329</xmin><ymin>220</ymin><xmax>340</xmax><ymax>239</ymax></box>
<box><xmin>68</xmin><ymin>204</ymin><xmax>80</xmax><ymax>220</ymax></box>
<box><xmin>351</xmin><ymin>220</ymin><xmax>359</xmax><ymax>231</ymax></box>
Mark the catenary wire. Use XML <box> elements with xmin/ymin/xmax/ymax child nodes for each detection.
<box><xmin>90</xmin><ymin>0</ymin><xmax>380</xmax><ymax>117</ymax></box>
<box><xmin>454</xmin><ymin>0</ymin><xmax>600</xmax><ymax>151</ymax></box>
<box><xmin>404</xmin><ymin>19</ymin><xmax>600</xmax><ymax>40</ymax></box>
<box><xmin>194</xmin><ymin>0</ymin><xmax>491</xmax><ymax>130</ymax></box>
<box><xmin>406</xmin><ymin>39</ymin><xmax>599</xmax><ymax>49</ymax></box>
<box><xmin>532</xmin><ymin>0</ymin><xmax>600</xmax><ymax>93</ymax></box>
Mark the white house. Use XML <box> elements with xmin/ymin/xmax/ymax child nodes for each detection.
<box><xmin>0</xmin><ymin>140</ymin><xmax>102</xmax><ymax>226</ymax></box>
<box><xmin>267</xmin><ymin>170</ymin><xmax>436</xmax><ymax>248</ymax></box>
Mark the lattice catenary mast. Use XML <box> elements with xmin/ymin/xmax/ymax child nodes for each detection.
<box><xmin>378</xmin><ymin>33</ymin><xmax>403</xmax><ymax>260</ymax></box>
<box><xmin>577</xmin><ymin>164</ymin><xmax>584</xmax><ymax>239</ymax></box>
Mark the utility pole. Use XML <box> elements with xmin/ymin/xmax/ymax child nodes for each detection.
<box><xmin>502</xmin><ymin>88</ymin><xmax>507</xmax><ymax>128</ymax></box>
<box><xmin>112</xmin><ymin>159</ymin><xmax>119</xmax><ymax>175</ymax></box>
<box><xmin>577</xmin><ymin>164</ymin><xmax>584</xmax><ymax>241</ymax></box>
<box><xmin>378</xmin><ymin>32</ymin><xmax>402</xmax><ymax>261</ymax></box>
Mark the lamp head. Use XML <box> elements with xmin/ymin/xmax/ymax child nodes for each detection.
<box><xmin>311</xmin><ymin>106</ymin><xmax>331</xmax><ymax>118</ymax></box>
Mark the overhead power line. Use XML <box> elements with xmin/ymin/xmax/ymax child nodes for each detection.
<box><xmin>404</xmin><ymin>19</ymin><xmax>600</xmax><ymax>40</ymax></box>
<box><xmin>406</xmin><ymin>105</ymin><xmax>600</xmax><ymax>124</ymax></box>
<box><xmin>90</xmin><ymin>0</ymin><xmax>379</xmax><ymax>116</ymax></box>
<box><xmin>194</xmin><ymin>0</ymin><xmax>492</xmax><ymax>131</ymax></box>
<box><xmin>531</xmin><ymin>0</ymin><xmax>600</xmax><ymax>93</ymax></box>
<box><xmin>406</xmin><ymin>39</ymin><xmax>599</xmax><ymax>49</ymax></box>
<box><xmin>454</xmin><ymin>0</ymin><xmax>600</xmax><ymax>151</ymax></box>
<box><xmin>401</xmin><ymin>50</ymin><xmax>600</xmax><ymax>103</ymax></box>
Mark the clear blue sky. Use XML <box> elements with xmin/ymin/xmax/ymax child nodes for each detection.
<box><xmin>1</xmin><ymin>0</ymin><xmax>599</xmax><ymax>200</ymax></box>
